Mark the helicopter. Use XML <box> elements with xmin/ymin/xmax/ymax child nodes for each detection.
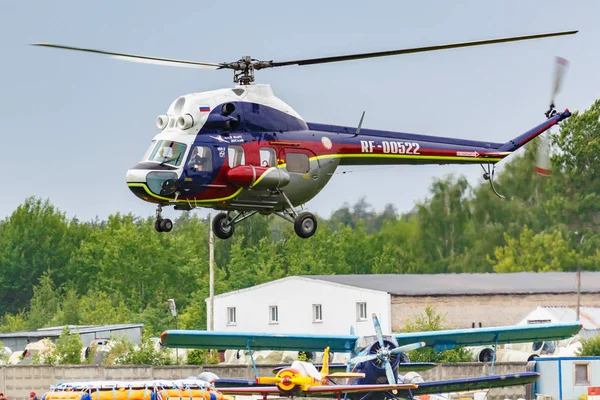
<box><xmin>34</xmin><ymin>30</ymin><xmax>576</xmax><ymax>239</ymax></box>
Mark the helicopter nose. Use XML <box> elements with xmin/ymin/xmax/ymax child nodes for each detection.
<box><xmin>126</xmin><ymin>169</ymin><xmax>179</xmax><ymax>198</ymax></box>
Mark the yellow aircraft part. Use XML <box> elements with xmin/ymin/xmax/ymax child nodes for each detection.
<box><xmin>326</xmin><ymin>372</ymin><xmax>366</xmax><ymax>378</ymax></box>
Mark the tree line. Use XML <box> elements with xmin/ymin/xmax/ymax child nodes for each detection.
<box><xmin>0</xmin><ymin>99</ymin><xmax>599</xmax><ymax>337</ymax></box>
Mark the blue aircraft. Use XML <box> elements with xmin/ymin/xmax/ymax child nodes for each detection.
<box><xmin>160</xmin><ymin>316</ymin><xmax>581</xmax><ymax>399</ymax></box>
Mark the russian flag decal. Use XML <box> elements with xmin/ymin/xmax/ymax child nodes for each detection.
<box><xmin>199</xmin><ymin>105</ymin><xmax>211</xmax><ymax>113</ymax></box>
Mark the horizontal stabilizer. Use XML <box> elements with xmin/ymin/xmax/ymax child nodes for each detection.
<box><xmin>409</xmin><ymin>372</ymin><xmax>539</xmax><ymax>395</ymax></box>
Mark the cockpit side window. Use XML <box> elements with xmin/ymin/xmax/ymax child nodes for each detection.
<box><xmin>228</xmin><ymin>146</ymin><xmax>246</xmax><ymax>168</ymax></box>
<box><xmin>188</xmin><ymin>146</ymin><xmax>213</xmax><ymax>172</ymax></box>
<box><xmin>260</xmin><ymin>148</ymin><xmax>276</xmax><ymax>167</ymax></box>
<box><xmin>148</xmin><ymin>140</ymin><xmax>187</xmax><ymax>166</ymax></box>
<box><xmin>142</xmin><ymin>140</ymin><xmax>156</xmax><ymax>161</ymax></box>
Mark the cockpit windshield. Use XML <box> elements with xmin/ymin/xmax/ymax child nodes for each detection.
<box><xmin>148</xmin><ymin>140</ymin><xmax>187</xmax><ymax>166</ymax></box>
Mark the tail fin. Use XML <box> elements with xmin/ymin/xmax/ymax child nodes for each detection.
<box><xmin>499</xmin><ymin>110</ymin><xmax>570</xmax><ymax>153</ymax></box>
<box><xmin>320</xmin><ymin>346</ymin><xmax>330</xmax><ymax>376</ymax></box>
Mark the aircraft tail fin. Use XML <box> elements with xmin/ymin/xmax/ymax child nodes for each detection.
<box><xmin>498</xmin><ymin>110</ymin><xmax>570</xmax><ymax>153</ymax></box>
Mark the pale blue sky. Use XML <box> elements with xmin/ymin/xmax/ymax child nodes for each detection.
<box><xmin>1</xmin><ymin>0</ymin><xmax>599</xmax><ymax>221</ymax></box>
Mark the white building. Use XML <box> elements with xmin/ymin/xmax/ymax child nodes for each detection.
<box><xmin>207</xmin><ymin>272</ymin><xmax>600</xmax><ymax>334</ymax></box>
<box><xmin>518</xmin><ymin>306</ymin><xmax>600</xmax><ymax>339</ymax></box>
<box><xmin>206</xmin><ymin>276</ymin><xmax>391</xmax><ymax>336</ymax></box>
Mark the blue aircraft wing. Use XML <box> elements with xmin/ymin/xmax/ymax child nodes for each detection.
<box><xmin>160</xmin><ymin>330</ymin><xmax>358</xmax><ymax>352</ymax></box>
<box><xmin>396</xmin><ymin>322</ymin><xmax>582</xmax><ymax>351</ymax></box>
<box><xmin>409</xmin><ymin>372</ymin><xmax>539</xmax><ymax>395</ymax></box>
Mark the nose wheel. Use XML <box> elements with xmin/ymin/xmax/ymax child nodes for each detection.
<box><xmin>154</xmin><ymin>205</ymin><xmax>173</xmax><ymax>233</ymax></box>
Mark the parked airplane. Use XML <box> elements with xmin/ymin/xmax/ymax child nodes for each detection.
<box><xmin>212</xmin><ymin>346</ymin><xmax>539</xmax><ymax>400</ymax></box>
<box><xmin>161</xmin><ymin>315</ymin><xmax>581</xmax><ymax>398</ymax></box>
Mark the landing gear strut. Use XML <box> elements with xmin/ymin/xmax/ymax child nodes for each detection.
<box><xmin>481</xmin><ymin>163</ymin><xmax>505</xmax><ymax>200</ymax></box>
<box><xmin>211</xmin><ymin>211</ymin><xmax>257</xmax><ymax>240</ymax></box>
<box><xmin>154</xmin><ymin>205</ymin><xmax>173</xmax><ymax>233</ymax></box>
<box><xmin>273</xmin><ymin>191</ymin><xmax>318</xmax><ymax>239</ymax></box>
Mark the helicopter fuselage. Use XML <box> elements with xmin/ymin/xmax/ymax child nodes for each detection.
<box><xmin>125</xmin><ymin>84</ymin><xmax>520</xmax><ymax>213</ymax></box>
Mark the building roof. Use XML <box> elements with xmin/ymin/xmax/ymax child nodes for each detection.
<box><xmin>209</xmin><ymin>276</ymin><xmax>387</xmax><ymax>300</ymax></box>
<box><xmin>303</xmin><ymin>272</ymin><xmax>600</xmax><ymax>296</ymax></box>
<box><xmin>0</xmin><ymin>324</ymin><xmax>143</xmax><ymax>339</ymax></box>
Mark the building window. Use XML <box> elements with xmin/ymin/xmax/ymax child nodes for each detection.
<box><xmin>356</xmin><ymin>302</ymin><xmax>367</xmax><ymax>321</ymax></box>
<box><xmin>227</xmin><ymin>307</ymin><xmax>236</xmax><ymax>325</ymax></box>
<box><xmin>269</xmin><ymin>305</ymin><xmax>279</xmax><ymax>324</ymax></box>
<box><xmin>574</xmin><ymin>363</ymin><xmax>590</xmax><ymax>385</ymax></box>
<box><xmin>313</xmin><ymin>304</ymin><xmax>322</xmax><ymax>322</ymax></box>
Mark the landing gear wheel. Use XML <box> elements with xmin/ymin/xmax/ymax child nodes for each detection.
<box><xmin>155</xmin><ymin>219</ymin><xmax>163</xmax><ymax>232</ymax></box>
<box><xmin>159</xmin><ymin>218</ymin><xmax>173</xmax><ymax>233</ymax></box>
<box><xmin>294</xmin><ymin>211</ymin><xmax>317</xmax><ymax>238</ymax></box>
<box><xmin>212</xmin><ymin>212</ymin><xmax>235</xmax><ymax>240</ymax></box>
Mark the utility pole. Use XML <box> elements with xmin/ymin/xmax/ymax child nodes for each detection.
<box><xmin>577</xmin><ymin>234</ymin><xmax>585</xmax><ymax>321</ymax></box>
<box><xmin>167</xmin><ymin>299</ymin><xmax>178</xmax><ymax>363</ymax></box>
<box><xmin>209</xmin><ymin>214</ymin><xmax>215</xmax><ymax>331</ymax></box>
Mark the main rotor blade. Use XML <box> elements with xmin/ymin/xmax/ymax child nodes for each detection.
<box><xmin>32</xmin><ymin>43</ymin><xmax>223</xmax><ymax>70</ymax></box>
<box><xmin>270</xmin><ymin>31</ymin><xmax>577</xmax><ymax>68</ymax></box>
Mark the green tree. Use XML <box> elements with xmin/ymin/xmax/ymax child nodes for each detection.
<box><xmin>28</xmin><ymin>271</ymin><xmax>61</xmax><ymax>329</ymax></box>
<box><xmin>576</xmin><ymin>335</ymin><xmax>600</xmax><ymax>356</ymax></box>
<box><xmin>489</xmin><ymin>226</ymin><xmax>577</xmax><ymax>272</ymax></box>
<box><xmin>55</xmin><ymin>326</ymin><xmax>83</xmax><ymax>364</ymax></box>
<box><xmin>416</xmin><ymin>176</ymin><xmax>472</xmax><ymax>273</ymax></box>
<box><xmin>402</xmin><ymin>306</ymin><xmax>471</xmax><ymax>362</ymax></box>
<box><xmin>0</xmin><ymin>197</ymin><xmax>82</xmax><ymax>314</ymax></box>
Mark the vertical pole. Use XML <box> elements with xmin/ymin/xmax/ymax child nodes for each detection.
<box><xmin>174</xmin><ymin>315</ymin><xmax>179</xmax><ymax>363</ymax></box>
<box><xmin>577</xmin><ymin>234</ymin><xmax>584</xmax><ymax>321</ymax></box>
<box><xmin>209</xmin><ymin>214</ymin><xmax>215</xmax><ymax>331</ymax></box>
<box><xmin>490</xmin><ymin>333</ymin><xmax>499</xmax><ymax>375</ymax></box>
<box><xmin>576</xmin><ymin>265</ymin><xmax>581</xmax><ymax>321</ymax></box>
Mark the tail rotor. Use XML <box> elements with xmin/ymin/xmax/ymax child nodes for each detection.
<box><xmin>537</xmin><ymin>56</ymin><xmax>570</xmax><ymax>177</ymax></box>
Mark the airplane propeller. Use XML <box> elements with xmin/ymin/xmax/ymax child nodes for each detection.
<box><xmin>33</xmin><ymin>30</ymin><xmax>576</xmax><ymax>85</ymax></box>
<box><xmin>536</xmin><ymin>56</ymin><xmax>570</xmax><ymax>177</ymax></box>
<box><xmin>348</xmin><ymin>314</ymin><xmax>426</xmax><ymax>385</ymax></box>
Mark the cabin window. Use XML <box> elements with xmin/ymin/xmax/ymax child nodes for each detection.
<box><xmin>574</xmin><ymin>362</ymin><xmax>590</xmax><ymax>385</ymax></box>
<box><xmin>313</xmin><ymin>304</ymin><xmax>322</xmax><ymax>323</ymax></box>
<box><xmin>228</xmin><ymin>146</ymin><xmax>246</xmax><ymax>168</ymax></box>
<box><xmin>260</xmin><ymin>147</ymin><xmax>276</xmax><ymax>167</ymax></box>
<box><xmin>269</xmin><ymin>305</ymin><xmax>279</xmax><ymax>324</ymax></box>
<box><xmin>227</xmin><ymin>307</ymin><xmax>236</xmax><ymax>325</ymax></box>
<box><xmin>148</xmin><ymin>140</ymin><xmax>187</xmax><ymax>166</ymax></box>
<box><xmin>187</xmin><ymin>146</ymin><xmax>213</xmax><ymax>172</ymax></box>
<box><xmin>286</xmin><ymin>152</ymin><xmax>309</xmax><ymax>173</ymax></box>
<box><xmin>356</xmin><ymin>302</ymin><xmax>367</xmax><ymax>321</ymax></box>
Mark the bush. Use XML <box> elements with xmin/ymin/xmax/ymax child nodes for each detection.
<box><xmin>402</xmin><ymin>305</ymin><xmax>472</xmax><ymax>363</ymax></box>
<box><xmin>187</xmin><ymin>349</ymin><xmax>219</xmax><ymax>365</ymax></box>
<box><xmin>106</xmin><ymin>335</ymin><xmax>174</xmax><ymax>365</ymax></box>
<box><xmin>55</xmin><ymin>326</ymin><xmax>83</xmax><ymax>364</ymax></box>
<box><xmin>576</xmin><ymin>335</ymin><xmax>600</xmax><ymax>356</ymax></box>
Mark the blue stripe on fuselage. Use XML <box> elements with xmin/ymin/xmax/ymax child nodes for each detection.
<box><xmin>307</xmin><ymin>122</ymin><xmax>504</xmax><ymax>149</ymax></box>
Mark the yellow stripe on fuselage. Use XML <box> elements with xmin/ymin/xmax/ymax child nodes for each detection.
<box><xmin>311</xmin><ymin>154</ymin><xmax>503</xmax><ymax>163</ymax></box>
<box><xmin>128</xmin><ymin>183</ymin><xmax>243</xmax><ymax>204</ymax></box>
